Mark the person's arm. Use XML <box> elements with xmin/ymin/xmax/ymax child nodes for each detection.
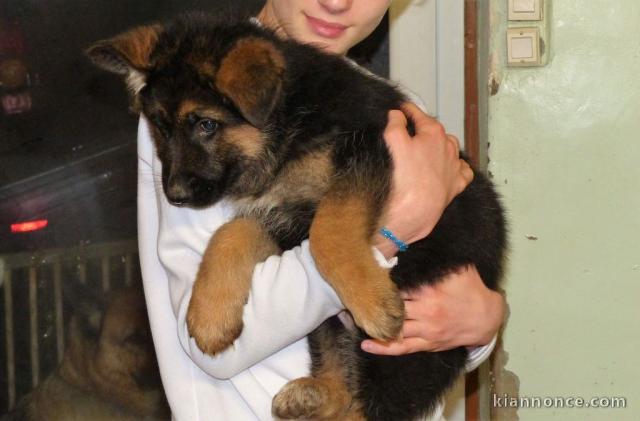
<box><xmin>374</xmin><ymin>103</ymin><xmax>473</xmax><ymax>258</ymax></box>
<box><xmin>362</xmin><ymin>103</ymin><xmax>505</xmax><ymax>368</ymax></box>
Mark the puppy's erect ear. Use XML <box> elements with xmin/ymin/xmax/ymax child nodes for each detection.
<box><xmin>63</xmin><ymin>281</ymin><xmax>106</xmax><ymax>341</ymax></box>
<box><xmin>216</xmin><ymin>37</ymin><xmax>285</xmax><ymax>128</ymax></box>
<box><xmin>86</xmin><ymin>24</ymin><xmax>162</xmax><ymax>94</ymax></box>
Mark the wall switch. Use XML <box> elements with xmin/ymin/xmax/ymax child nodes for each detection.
<box><xmin>507</xmin><ymin>27</ymin><xmax>540</xmax><ymax>66</ymax></box>
<box><xmin>509</xmin><ymin>0</ymin><xmax>542</xmax><ymax>21</ymax></box>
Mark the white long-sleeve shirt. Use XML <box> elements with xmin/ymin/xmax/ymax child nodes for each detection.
<box><xmin>137</xmin><ymin>97</ymin><xmax>496</xmax><ymax>421</ymax></box>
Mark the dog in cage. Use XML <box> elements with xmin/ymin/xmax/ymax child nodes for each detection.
<box><xmin>2</xmin><ymin>286</ymin><xmax>169</xmax><ymax>421</ymax></box>
<box><xmin>88</xmin><ymin>12</ymin><xmax>506</xmax><ymax>421</ymax></box>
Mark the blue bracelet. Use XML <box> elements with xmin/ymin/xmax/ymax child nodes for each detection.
<box><xmin>380</xmin><ymin>227</ymin><xmax>409</xmax><ymax>252</ymax></box>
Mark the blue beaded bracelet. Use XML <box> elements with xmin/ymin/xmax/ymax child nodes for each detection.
<box><xmin>380</xmin><ymin>227</ymin><xmax>409</xmax><ymax>252</ymax></box>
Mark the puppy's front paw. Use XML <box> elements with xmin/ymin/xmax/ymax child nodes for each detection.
<box><xmin>349</xmin><ymin>286</ymin><xmax>404</xmax><ymax>341</ymax></box>
<box><xmin>186</xmin><ymin>293</ymin><xmax>243</xmax><ymax>355</ymax></box>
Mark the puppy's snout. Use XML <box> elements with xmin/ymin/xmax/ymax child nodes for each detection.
<box><xmin>166</xmin><ymin>176</ymin><xmax>193</xmax><ymax>206</ymax></box>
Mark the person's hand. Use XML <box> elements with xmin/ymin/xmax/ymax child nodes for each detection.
<box><xmin>361</xmin><ymin>265</ymin><xmax>505</xmax><ymax>355</ymax></box>
<box><xmin>373</xmin><ymin>102</ymin><xmax>473</xmax><ymax>258</ymax></box>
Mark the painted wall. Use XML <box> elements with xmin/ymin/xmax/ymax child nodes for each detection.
<box><xmin>486</xmin><ymin>0</ymin><xmax>640</xmax><ymax>420</ymax></box>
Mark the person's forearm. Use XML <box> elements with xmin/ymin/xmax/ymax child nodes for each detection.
<box><xmin>175</xmin><ymin>241</ymin><xmax>345</xmax><ymax>379</ymax></box>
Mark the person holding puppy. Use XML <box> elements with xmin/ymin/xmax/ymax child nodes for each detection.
<box><xmin>137</xmin><ymin>0</ymin><xmax>505</xmax><ymax>419</ymax></box>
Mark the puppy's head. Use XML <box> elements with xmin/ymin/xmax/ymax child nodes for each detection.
<box><xmin>87</xmin><ymin>16</ymin><xmax>286</xmax><ymax>207</ymax></box>
<box><xmin>62</xmin><ymin>285</ymin><xmax>169</xmax><ymax>417</ymax></box>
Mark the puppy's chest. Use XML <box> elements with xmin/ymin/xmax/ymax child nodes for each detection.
<box><xmin>233</xmin><ymin>149</ymin><xmax>334</xmax><ymax>238</ymax></box>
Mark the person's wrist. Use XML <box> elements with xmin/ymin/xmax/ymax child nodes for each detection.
<box><xmin>373</xmin><ymin>224</ymin><xmax>413</xmax><ymax>259</ymax></box>
<box><xmin>373</xmin><ymin>233</ymin><xmax>400</xmax><ymax>259</ymax></box>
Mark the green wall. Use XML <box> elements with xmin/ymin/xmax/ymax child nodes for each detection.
<box><xmin>486</xmin><ymin>0</ymin><xmax>640</xmax><ymax>419</ymax></box>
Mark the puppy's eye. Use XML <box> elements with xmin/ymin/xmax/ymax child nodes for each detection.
<box><xmin>199</xmin><ymin>119</ymin><xmax>219</xmax><ymax>134</ymax></box>
<box><xmin>151</xmin><ymin>116</ymin><xmax>165</xmax><ymax>129</ymax></box>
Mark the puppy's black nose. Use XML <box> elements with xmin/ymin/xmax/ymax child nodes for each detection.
<box><xmin>166</xmin><ymin>178</ymin><xmax>192</xmax><ymax>206</ymax></box>
<box><xmin>168</xmin><ymin>197</ymin><xmax>188</xmax><ymax>206</ymax></box>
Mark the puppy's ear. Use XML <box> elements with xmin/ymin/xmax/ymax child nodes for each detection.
<box><xmin>86</xmin><ymin>24</ymin><xmax>162</xmax><ymax>94</ymax></box>
<box><xmin>216</xmin><ymin>37</ymin><xmax>285</xmax><ymax>128</ymax></box>
<box><xmin>63</xmin><ymin>281</ymin><xmax>106</xmax><ymax>341</ymax></box>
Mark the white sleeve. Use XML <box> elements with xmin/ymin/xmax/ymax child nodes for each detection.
<box><xmin>139</xmin><ymin>116</ymin><xmax>401</xmax><ymax>380</ymax></box>
<box><xmin>464</xmin><ymin>334</ymin><xmax>498</xmax><ymax>372</ymax></box>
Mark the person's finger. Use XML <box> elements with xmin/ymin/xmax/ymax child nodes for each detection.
<box><xmin>400</xmin><ymin>102</ymin><xmax>439</xmax><ymax>132</ymax></box>
<box><xmin>451</xmin><ymin>160</ymin><xmax>474</xmax><ymax>197</ymax></box>
<box><xmin>446</xmin><ymin>134</ymin><xmax>461</xmax><ymax>157</ymax></box>
<box><xmin>360</xmin><ymin>339</ymin><xmax>407</xmax><ymax>355</ymax></box>
<box><xmin>460</xmin><ymin>160</ymin><xmax>474</xmax><ymax>184</ymax></box>
<box><xmin>386</xmin><ymin>109</ymin><xmax>408</xmax><ymax>133</ymax></box>
<box><xmin>361</xmin><ymin>337</ymin><xmax>435</xmax><ymax>355</ymax></box>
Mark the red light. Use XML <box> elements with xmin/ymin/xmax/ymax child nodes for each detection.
<box><xmin>11</xmin><ymin>219</ymin><xmax>49</xmax><ymax>233</ymax></box>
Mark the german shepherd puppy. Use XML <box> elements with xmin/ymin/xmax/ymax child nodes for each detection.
<box><xmin>88</xmin><ymin>13</ymin><xmax>506</xmax><ymax>421</ymax></box>
<box><xmin>3</xmin><ymin>286</ymin><xmax>169</xmax><ymax>421</ymax></box>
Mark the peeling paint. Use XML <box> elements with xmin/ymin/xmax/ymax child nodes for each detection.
<box><xmin>490</xmin><ymin>304</ymin><xmax>521</xmax><ymax>421</ymax></box>
<box><xmin>488</xmin><ymin>52</ymin><xmax>502</xmax><ymax>96</ymax></box>
<box><xmin>489</xmin><ymin>76</ymin><xmax>501</xmax><ymax>96</ymax></box>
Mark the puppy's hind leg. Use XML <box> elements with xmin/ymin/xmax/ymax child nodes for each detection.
<box><xmin>272</xmin><ymin>321</ymin><xmax>365</xmax><ymax>421</ymax></box>
<box><xmin>187</xmin><ymin>217</ymin><xmax>280</xmax><ymax>355</ymax></box>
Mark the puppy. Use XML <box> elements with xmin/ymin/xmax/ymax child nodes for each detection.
<box><xmin>88</xmin><ymin>12</ymin><xmax>507</xmax><ymax>420</ymax></box>
<box><xmin>3</xmin><ymin>286</ymin><xmax>170</xmax><ymax>421</ymax></box>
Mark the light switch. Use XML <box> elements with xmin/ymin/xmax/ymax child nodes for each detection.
<box><xmin>508</xmin><ymin>0</ymin><xmax>542</xmax><ymax>21</ymax></box>
<box><xmin>507</xmin><ymin>27</ymin><xmax>540</xmax><ymax>66</ymax></box>
<box><xmin>514</xmin><ymin>0</ymin><xmax>535</xmax><ymax>12</ymax></box>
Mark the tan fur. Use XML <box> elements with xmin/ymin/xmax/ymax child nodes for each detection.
<box><xmin>309</xmin><ymin>192</ymin><xmax>404</xmax><ymax>341</ymax></box>
<box><xmin>85</xmin><ymin>289</ymin><xmax>163</xmax><ymax>416</ymax></box>
<box><xmin>216</xmin><ymin>37</ymin><xmax>285</xmax><ymax>126</ymax></box>
<box><xmin>125</xmin><ymin>69</ymin><xmax>147</xmax><ymax>94</ymax></box>
<box><xmin>187</xmin><ymin>56</ymin><xmax>216</xmax><ymax>79</ymax></box>
<box><xmin>177</xmin><ymin>100</ymin><xmax>227</xmax><ymax>122</ymax></box>
<box><xmin>272</xmin><ymin>350</ymin><xmax>362</xmax><ymax>420</ymax></box>
<box><xmin>273</xmin><ymin>318</ymin><xmax>368</xmax><ymax>420</ymax></box>
<box><xmin>9</xmin><ymin>287</ymin><xmax>169</xmax><ymax>420</ymax></box>
<box><xmin>225</xmin><ymin>125</ymin><xmax>268</xmax><ymax>158</ymax></box>
<box><xmin>110</xmin><ymin>25</ymin><xmax>162</xmax><ymax>71</ymax></box>
<box><xmin>271</xmin><ymin>150</ymin><xmax>334</xmax><ymax>202</ymax></box>
<box><xmin>187</xmin><ymin>218</ymin><xmax>280</xmax><ymax>355</ymax></box>
<box><xmin>86</xmin><ymin>24</ymin><xmax>161</xmax><ymax>98</ymax></box>
<box><xmin>235</xmin><ymin>149</ymin><xmax>333</xmax><ymax>218</ymax></box>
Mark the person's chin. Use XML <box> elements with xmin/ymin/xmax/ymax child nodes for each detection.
<box><xmin>305</xmin><ymin>34</ymin><xmax>347</xmax><ymax>54</ymax></box>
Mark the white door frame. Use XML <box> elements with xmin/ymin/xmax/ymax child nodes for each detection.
<box><xmin>389</xmin><ymin>0</ymin><xmax>465</xmax><ymax>145</ymax></box>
